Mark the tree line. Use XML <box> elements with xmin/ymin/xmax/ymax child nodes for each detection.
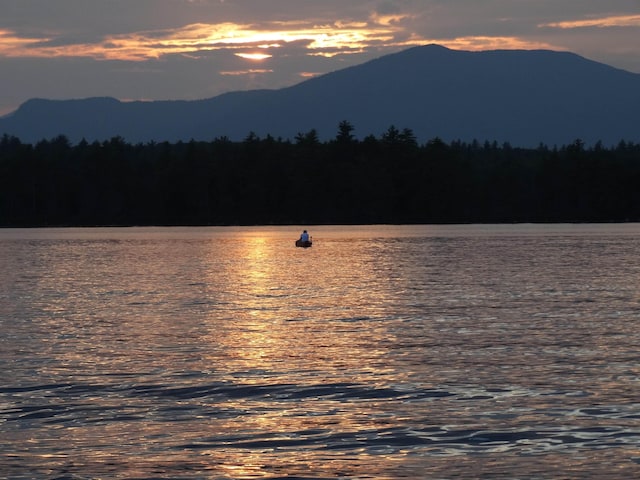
<box><xmin>1</xmin><ymin>122</ymin><xmax>640</xmax><ymax>226</ymax></box>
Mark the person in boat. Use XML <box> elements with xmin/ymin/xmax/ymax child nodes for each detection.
<box><xmin>300</xmin><ymin>230</ymin><xmax>310</xmax><ymax>242</ymax></box>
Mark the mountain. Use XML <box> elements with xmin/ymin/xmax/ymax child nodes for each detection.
<box><xmin>2</xmin><ymin>44</ymin><xmax>639</xmax><ymax>146</ymax></box>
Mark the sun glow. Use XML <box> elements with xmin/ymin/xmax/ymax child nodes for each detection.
<box><xmin>235</xmin><ymin>52</ymin><xmax>272</xmax><ymax>60</ymax></box>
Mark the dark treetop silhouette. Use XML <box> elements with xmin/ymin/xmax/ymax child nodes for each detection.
<box><xmin>1</xmin><ymin>129</ymin><xmax>639</xmax><ymax>227</ymax></box>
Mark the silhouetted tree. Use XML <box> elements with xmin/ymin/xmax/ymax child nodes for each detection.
<box><xmin>381</xmin><ymin>125</ymin><xmax>401</xmax><ymax>145</ymax></box>
<box><xmin>1</xmin><ymin>126</ymin><xmax>640</xmax><ymax>226</ymax></box>
<box><xmin>295</xmin><ymin>129</ymin><xmax>319</xmax><ymax>146</ymax></box>
<box><xmin>336</xmin><ymin>120</ymin><xmax>356</xmax><ymax>144</ymax></box>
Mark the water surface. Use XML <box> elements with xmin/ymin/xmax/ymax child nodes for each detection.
<box><xmin>1</xmin><ymin>225</ymin><xmax>640</xmax><ymax>478</ymax></box>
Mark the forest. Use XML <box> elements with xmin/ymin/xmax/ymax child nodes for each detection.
<box><xmin>1</xmin><ymin>122</ymin><xmax>640</xmax><ymax>227</ymax></box>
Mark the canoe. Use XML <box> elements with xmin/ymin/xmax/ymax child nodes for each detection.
<box><xmin>295</xmin><ymin>239</ymin><xmax>312</xmax><ymax>248</ymax></box>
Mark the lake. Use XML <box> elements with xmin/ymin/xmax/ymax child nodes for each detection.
<box><xmin>1</xmin><ymin>224</ymin><xmax>640</xmax><ymax>479</ymax></box>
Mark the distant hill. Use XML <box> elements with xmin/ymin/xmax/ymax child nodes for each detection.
<box><xmin>2</xmin><ymin>44</ymin><xmax>639</xmax><ymax>146</ymax></box>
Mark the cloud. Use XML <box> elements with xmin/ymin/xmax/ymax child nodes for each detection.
<box><xmin>541</xmin><ymin>14</ymin><xmax>640</xmax><ymax>29</ymax></box>
<box><xmin>0</xmin><ymin>20</ymin><xmax>423</xmax><ymax>61</ymax></box>
<box><xmin>3</xmin><ymin>2</ymin><xmax>635</xmax><ymax>64</ymax></box>
<box><xmin>435</xmin><ymin>36</ymin><xmax>558</xmax><ymax>52</ymax></box>
<box><xmin>0</xmin><ymin>28</ymin><xmax>40</xmax><ymax>51</ymax></box>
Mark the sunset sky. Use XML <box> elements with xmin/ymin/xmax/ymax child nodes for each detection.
<box><xmin>1</xmin><ymin>0</ymin><xmax>639</xmax><ymax>116</ymax></box>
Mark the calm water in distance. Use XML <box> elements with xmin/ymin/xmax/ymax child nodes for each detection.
<box><xmin>1</xmin><ymin>224</ymin><xmax>640</xmax><ymax>479</ymax></box>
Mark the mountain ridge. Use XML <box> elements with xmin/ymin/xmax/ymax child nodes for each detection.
<box><xmin>2</xmin><ymin>44</ymin><xmax>639</xmax><ymax>146</ymax></box>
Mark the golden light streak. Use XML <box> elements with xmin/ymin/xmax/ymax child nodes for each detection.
<box><xmin>298</xmin><ymin>72</ymin><xmax>321</xmax><ymax>78</ymax></box>
<box><xmin>220</xmin><ymin>69</ymin><xmax>273</xmax><ymax>76</ymax></box>
<box><xmin>541</xmin><ymin>14</ymin><xmax>640</xmax><ymax>29</ymax></box>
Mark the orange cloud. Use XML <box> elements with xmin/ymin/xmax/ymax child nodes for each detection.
<box><xmin>434</xmin><ymin>36</ymin><xmax>559</xmax><ymax>52</ymax></box>
<box><xmin>541</xmin><ymin>14</ymin><xmax>640</xmax><ymax>29</ymax></box>
<box><xmin>370</xmin><ymin>12</ymin><xmax>414</xmax><ymax>27</ymax></box>
<box><xmin>0</xmin><ymin>20</ymin><xmax>419</xmax><ymax>61</ymax></box>
<box><xmin>0</xmin><ymin>28</ymin><xmax>48</xmax><ymax>55</ymax></box>
<box><xmin>0</xmin><ymin>21</ymin><xmax>567</xmax><ymax>65</ymax></box>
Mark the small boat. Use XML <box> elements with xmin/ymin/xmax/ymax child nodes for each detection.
<box><xmin>295</xmin><ymin>239</ymin><xmax>312</xmax><ymax>248</ymax></box>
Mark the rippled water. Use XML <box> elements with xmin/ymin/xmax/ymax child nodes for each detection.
<box><xmin>1</xmin><ymin>224</ymin><xmax>640</xmax><ymax>479</ymax></box>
